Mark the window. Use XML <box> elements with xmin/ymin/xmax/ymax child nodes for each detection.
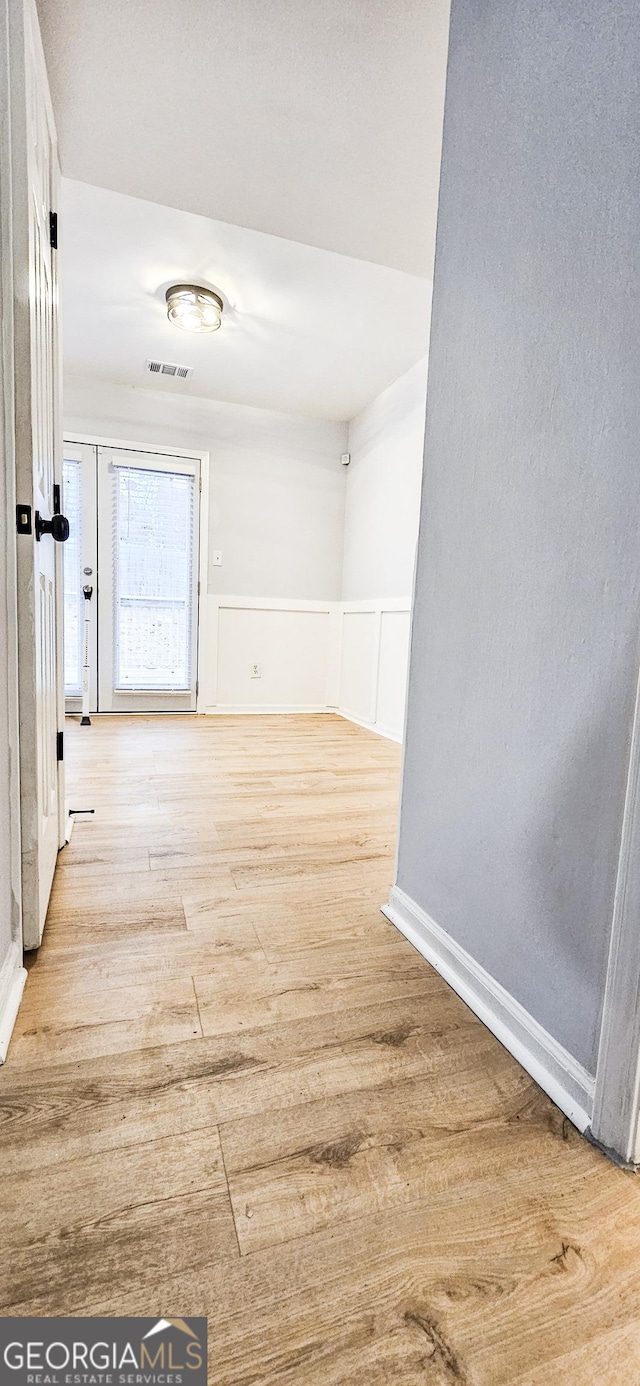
<box><xmin>112</xmin><ymin>465</ymin><xmax>195</xmax><ymax>691</ymax></box>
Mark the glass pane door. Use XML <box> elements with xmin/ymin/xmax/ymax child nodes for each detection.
<box><xmin>97</xmin><ymin>447</ymin><xmax>200</xmax><ymax>712</ymax></box>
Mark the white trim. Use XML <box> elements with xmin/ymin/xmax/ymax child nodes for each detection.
<box><xmin>209</xmin><ymin>596</ymin><xmax>335</xmax><ymax>612</ymax></box>
<box><xmin>337</xmin><ymin>709</ymin><xmax>403</xmax><ymax>743</ymax></box>
<box><xmin>64</xmin><ymin>432</ymin><xmax>207</xmax><ymax>464</ymax></box>
<box><xmin>340</xmin><ymin>597</ymin><xmax>412</xmax><ymax>614</ymax></box>
<box><xmin>196</xmin><ymin>453</ymin><xmax>210</xmax><ymax>713</ymax></box>
<box><xmin>205</xmin><ymin>704</ymin><xmax>331</xmax><ymax>716</ymax></box>
<box><xmin>591</xmin><ymin>650</ymin><xmax>640</xmax><ymax>1164</ymax></box>
<box><xmin>382</xmin><ymin>884</ymin><xmax>595</xmax><ymax>1133</ymax></box>
<box><xmin>0</xmin><ymin>0</ymin><xmax>23</xmax><ymax>964</ymax></box>
<box><xmin>0</xmin><ymin>940</ymin><xmax>27</xmax><ymax>1064</ymax></box>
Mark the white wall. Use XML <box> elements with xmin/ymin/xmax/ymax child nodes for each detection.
<box><xmin>333</xmin><ymin>358</ymin><xmax>428</xmax><ymax>739</ymax></box>
<box><xmin>64</xmin><ymin>376</ymin><xmax>347</xmax><ymax>600</ymax></box>
<box><xmin>64</xmin><ymin>365</ymin><xmax>427</xmax><ymax>743</ymax></box>
<box><xmin>342</xmin><ymin>358</ymin><xmax>428</xmax><ymax>601</ymax></box>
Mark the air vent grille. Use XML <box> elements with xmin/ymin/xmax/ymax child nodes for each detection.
<box><xmin>145</xmin><ymin>359</ymin><xmax>194</xmax><ymax>380</ymax></box>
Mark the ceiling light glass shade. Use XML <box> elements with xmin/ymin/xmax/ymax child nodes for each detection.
<box><xmin>166</xmin><ymin>284</ymin><xmax>223</xmax><ymax>333</ymax></box>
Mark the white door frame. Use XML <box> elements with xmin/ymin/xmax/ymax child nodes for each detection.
<box><xmin>0</xmin><ymin>0</ymin><xmax>27</xmax><ymax>1050</ymax></box>
<box><xmin>591</xmin><ymin>657</ymin><xmax>640</xmax><ymax>1166</ymax></box>
<box><xmin>64</xmin><ymin>434</ymin><xmax>210</xmax><ymax>713</ymax></box>
<box><xmin>10</xmin><ymin>0</ymin><xmax>65</xmax><ymax>948</ymax></box>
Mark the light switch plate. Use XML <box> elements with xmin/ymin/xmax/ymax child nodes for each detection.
<box><xmin>212</xmin><ymin>551</ymin><xmax>223</xmax><ymax>566</ymax></box>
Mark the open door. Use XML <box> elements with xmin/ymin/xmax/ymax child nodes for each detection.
<box><xmin>10</xmin><ymin>0</ymin><xmax>65</xmax><ymax>949</ymax></box>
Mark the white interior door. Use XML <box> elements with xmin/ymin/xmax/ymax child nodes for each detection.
<box><xmin>97</xmin><ymin>447</ymin><xmax>200</xmax><ymax>713</ymax></box>
<box><xmin>11</xmin><ymin>0</ymin><xmax>65</xmax><ymax>948</ymax></box>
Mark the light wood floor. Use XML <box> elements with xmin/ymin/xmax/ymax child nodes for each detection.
<box><xmin>2</xmin><ymin>713</ymin><xmax>640</xmax><ymax>1382</ymax></box>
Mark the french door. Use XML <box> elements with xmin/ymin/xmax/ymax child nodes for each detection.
<box><xmin>63</xmin><ymin>443</ymin><xmax>201</xmax><ymax>713</ymax></box>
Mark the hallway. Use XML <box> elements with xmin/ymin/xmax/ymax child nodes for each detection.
<box><xmin>1</xmin><ymin>714</ymin><xmax>640</xmax><ymax>1382</ymax></box>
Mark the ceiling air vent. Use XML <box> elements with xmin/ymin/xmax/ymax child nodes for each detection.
<box><xmin>145</xmin><ymin>359</ymin><xmax>194</xmax><ymax>381</ymax></box>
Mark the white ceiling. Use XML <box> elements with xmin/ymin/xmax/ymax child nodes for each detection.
<box><xmin>37</xmin><ymin>0</ymin><xmax>450</xmax><ymax>278</ymax></box>
<box><xmin>62</xmin><ymin>179</ymin><xmax>432</xmax><ymax>420</ymax></box>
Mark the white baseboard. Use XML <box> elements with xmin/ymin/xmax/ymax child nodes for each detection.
<box><xmin>204</xmin><ymin>704</ymin><xmax>331</xmax><ymax>716</ymax></box>
<box><xmin>201</xmin><ymin>704</ymin><xmax>404</xmax><ymax>743</ymax></box>
<box><xmin>337</xmin><ymin>709</ymin><xmax>403</xmax><ymax>743</ymax></box>
<box><xmin>0</xmin><ymin>941</ymin><xmax>27</xmax><ymax>1064</ymax></box>
<box><xmin>382</xmin><ymin>885</ymin><xmax>594</xmax><ymax>1132</ymax></box>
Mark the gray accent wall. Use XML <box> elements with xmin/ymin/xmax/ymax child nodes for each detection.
<box><xmin>397</xmin><ymin>0</ymin><xmax>640</xmax><ymax>1074</ymax></box>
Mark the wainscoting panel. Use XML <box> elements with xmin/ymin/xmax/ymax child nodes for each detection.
<box><xmin>204</xmin><ymin>598</ymin><xmax>333</xmax><ymax>712</ymax></box>
<box><xmin>377</xmin><ymin>610</ymin><xmax>411</xmax><ymax>740</ymax></box>
<box><xmin>337</xmin><ymin>600</ymin><xmax>411</xmax><ymax>742</ymax></box>
<box><xmin>338</xmin><ymin>611</ymin><xmax>379</xmax><ymax>725</ymax></box>
<box><xmin>202</xmin><ymin>595</ymin><xmax>411</xmax><ymax>740</ymax></box>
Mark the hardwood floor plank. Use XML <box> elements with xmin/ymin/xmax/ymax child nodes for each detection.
<box><xmin>193</xmin><ymin>959</ymin><xmax>438</xmax><ymax>1036</ymax></box>
<box><xmin>0</xmin><ymin>995</ymin><xmax>481</xmax><ymax>1178</ymax></box>
<box><xmin>220</xmin><ymin>1071</ymin><xmax>586</xmax><ymax>1256</ymax></box>
<box><xmin>2</xmin><ymin>711</ymin><xmax>640</xmax><ymax>1382</ymax></box>
<box><xmin>1</xmin><ymin>1126</ymin><xmax>238</xmax><ymax>1316</ymax></box>
<box><xmin>48</xmin><ymin>1179</ymin><xmax>612</xmax><ymax>1385</ymax></box>
<box><xmin>9</xmin><ymin>974</ymin><xmax>203</xmax><ymax>1068</ymax></box>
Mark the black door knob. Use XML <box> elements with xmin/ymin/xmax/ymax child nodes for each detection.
<box><xmin>35</xmin><ymin>511</ymin><xmax>70</xmax><ymax>542</ymax></box>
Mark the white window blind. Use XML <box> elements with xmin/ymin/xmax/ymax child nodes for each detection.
<box><xmin>113</xmin><ymin>465</ymin><xmax>195</xmax><ymax>691</ymax></box>
<box><xmin>62</xmin><ymin>457</ymin><xmax>83</xmax><ymax>695</ymax></box>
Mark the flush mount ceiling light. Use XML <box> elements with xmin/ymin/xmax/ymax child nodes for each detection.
<box><xmin>166</xmin><ymin>283</ymin><xmax>223</xmax><ymax>333</ymax></box>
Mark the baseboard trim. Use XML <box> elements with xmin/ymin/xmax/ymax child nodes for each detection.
<box><xmin>204</xmin><ymin>704</ymin><xmax>332</xmax><ymax>716</ymax></box>
<box><xmin>0</xmin><ymin>941</ymin><xmax>27</xmax><ymax>1064</ymax></box>
<box><xmin>337</xmin><ymin>709</ymin><xmax>403</xmax><ymax>743</ymax></box>
<box><xmin>382</xmin><ymin>885</ymin><xmax>594</xmax><ymax>1132</ymax></box>
<box><xmin>202</xmin><ymin>704</ymin><xmax>404</xmax><ymax>740</ymax></box>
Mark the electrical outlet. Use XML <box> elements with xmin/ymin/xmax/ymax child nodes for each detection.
<box><xmin>250</xmin><ymin>662</ymin><xmax>262</xmax><ymax>678</ymax></box>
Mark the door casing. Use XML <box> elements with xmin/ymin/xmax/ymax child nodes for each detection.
<box><xmin>10</xmin><ymin>0</ymin><xmax>64</xmax><ymax>949</ymax></box>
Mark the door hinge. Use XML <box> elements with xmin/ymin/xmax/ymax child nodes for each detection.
<box><xmin>56</xmin><ymin>730</ymin><xmax>64</xmax><ymax>762</ymax></box>
<box><xmin>49</xmin><ymin>211</ymin><xmax>58</xmax><ymax>250</ymax></box>
<box><xmin>16</xmin><ymin>504</ymin><xmax>32</xmax><ymax>535</ymax></box>
<box><xmin>195</xmin><ymin>680</ymin><xmax>199</xmax><ymax>697</ymax></box>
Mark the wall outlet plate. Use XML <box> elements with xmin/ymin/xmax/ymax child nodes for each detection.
<box><xmin>212</xmin><ymin>551</ymin><xmax>223</xmax><ymax>566</ymax></box>
<box><xmin>250</xmin><ymin>662</ymin><xmax>262</xmax><ymax>678</ymax></box>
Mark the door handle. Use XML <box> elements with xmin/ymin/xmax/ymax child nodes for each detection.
<box><xmin>35</xmin><ymin>511</ymin><xmax>70</xmax><ymax>542</ymax></box>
